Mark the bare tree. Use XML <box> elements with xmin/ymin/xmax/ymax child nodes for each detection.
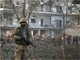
<box><xmin>47</xmin><ymin>0</ymin><xmax>55</xmax><ymax>12</ymax></box>
<box><xmin>10</xmin><ymin>0</ymin><xmax>40</xmax><ymax>23</ymax></box>
<box><xmin>27</xmin><ymin>0</ymin><xmax>40</xmax><ymax>24</ymax></box>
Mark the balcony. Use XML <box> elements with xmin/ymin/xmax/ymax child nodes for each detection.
<box><xmin>0</xmin><ymin>4</ymin><xmax>12</xmax><ymax>9</ymax></box>
<box><xmin>43</xmin><ymin>24</ymin><xmax>63</xmax><ymax>29</ymax></box>
<box><xmin>30</xmin><ymin>24</ymin><xmax>63</xmax><ymax>30</ymax></box>
<box><xmin>32</xmin><ymin>11</ymin><xmax>64</xmax><ymax>15</ymax></box>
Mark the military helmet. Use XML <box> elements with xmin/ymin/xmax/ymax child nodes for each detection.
<box><xmin>19</xmin><ymin>18</ymin><xmax>27</xmax><ymax>23</ymax></box>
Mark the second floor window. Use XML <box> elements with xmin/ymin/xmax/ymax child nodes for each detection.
<box><xmin>8</xmin><ymin>17</ymin><xmax>13</xmax><ymax>25</ymax></box>
<box><xmin>0</xmin><ymin>13</ymin><xmax>3</xmax><ymax>22</ymax></box>
<box><xmin>66</xmin><ymin>21</ymin><xmax>69</xmax><ymax>24</ymax></box>
<box><xmin>41</xmin><ymin>19</ymin><xmax>43</xmax><ymax>26</ymax></box>
<box><xmin>56</xmin><ymin>20</ymin><xmax>62</xmax><ymax>27</ymax></box>
<box><xmin>16</xmin><ymin>1</ymin><xmax>20</xmax><ymax>5</ymax></box>
<box><xmin>31</xmin><ymin>19</ymin><xmax>36</xmax><ymax>23</ymax></box>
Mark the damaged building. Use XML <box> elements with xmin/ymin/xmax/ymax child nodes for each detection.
<box><xmin>0</xmin><ymin>0</ymin><xmax>80</xmax><ymax>38</ymax></box>
<box><xmin>0</xmin><ymin>0</ymin><xmax>14</xmax><ymax>37</ymax></box>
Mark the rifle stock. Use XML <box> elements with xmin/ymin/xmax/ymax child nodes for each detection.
<box><xmin>21</xmin><ymin>36</ymin><xmax>36</xmax><ymax>48</ymax></box>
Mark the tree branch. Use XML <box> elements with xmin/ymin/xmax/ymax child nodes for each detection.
<box><xmin>10</xmin><ymin>0</ymin><xmax>20</xmax><ymax>20</ymax></box>
<box><xmin>27</xmin><ymin>1</ymin><xmax>40</xmax><ymax>24</ymax></box>
<box><xmin>22</xmin><ymin>0</ymin><xmax>26</xmax><ymax>18</ymax></box>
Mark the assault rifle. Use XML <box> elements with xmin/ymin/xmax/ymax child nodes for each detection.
<box><xmin>21</xmin><ymin>36</ymin><xmax>36</xmax><ymax>48</ymax></box>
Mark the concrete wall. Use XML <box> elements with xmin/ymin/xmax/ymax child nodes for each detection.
<box><xmin>29</xmin><ymin>14</ymin><xmax>51</xmax><ymax>27</ymax></box>
<box><xmin>69</xmin><ymin>15</ymin><xmax>79</xmax><ymax>25</ymax></box>
<box><xmin>51</xmin><ymin>16</ymin><xmax>63</xmax><ymax>28</ymax></box>
<box><xmin>65</xmin><ymin>15</ymin><xmax>79</xmax><ymax>36</ymax></box>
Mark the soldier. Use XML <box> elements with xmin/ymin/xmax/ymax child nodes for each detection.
<box><xmin>12</xmin><ymin>18</ymin><xmax>32</xmax><ymax>60</ymax></box>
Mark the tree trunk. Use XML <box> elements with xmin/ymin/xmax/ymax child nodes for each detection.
<box><xmin>61</xmin><ymin>43</ymin><xmax>66</xmax><ymax>60</ymax></box>
<box><xmin>30</xmin><ymin>45</ymin><xmax>35</xmax><ymax>59</ymax></box>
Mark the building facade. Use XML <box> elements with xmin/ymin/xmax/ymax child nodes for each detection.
<box><xmin>0</xmin><ymin>0</ymin><xmax>14</xmax><ymax>37</ymax></box>
<box><xmin>0</xmin><ymin>0</ymin><xmax>80</xmax><ymax>38</ymax></box>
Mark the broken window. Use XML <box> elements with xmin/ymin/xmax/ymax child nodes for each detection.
<box><xmin>8</xmin><ymin>17</ymin><xmax>13</xmax><ymax>25</ymax></box>
<box><xmin>56</xmin><ymin>20</ymin><xmax>62</xmax><ymax>27</ymax></box>
<box><xmin>31</xmin><ymin>19</ymin><xmax>36</xmax><ymax>23</ymax></box>
<box><xmin>0</xmin><ymin>13</ymin><xmax>3</xmax><ymax>22</ymax></box>
<box><xmin>72</xmin><ymin>0</ymin><xmax>80</xmax><ymax>4</ymax></box>
<box><xmin>41</xmin><ymin>19</ymin><xmax>43</xmax><ymax>26</ymax></box>
<box><xmin>66</xmin><ymin>21</ymin><xmax>70</xmax><ymax>24</ymax></box>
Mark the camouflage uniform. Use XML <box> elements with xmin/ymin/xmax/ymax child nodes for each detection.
<box><xmin>12</xmin><ymin>26</ymin><xmax>31</xmax><ymax>60</ymax></box>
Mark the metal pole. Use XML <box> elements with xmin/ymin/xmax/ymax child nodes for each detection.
<box><xmin>62</xmin><ymin>0</ymin><xmax>68</xmax><ymax>59</ymax></box>
<box><xmin>62</xmin><ymin>13</ymin><xmax>66</xmax><ymax>60</ymax></box>
<box><xmin>63</xmin><ymin>13</ymin><xmax>65</xmax><ymax>45</ymax></box>
<box><xmin>0</xmin><ymin>27</ymin><xmax>1</xmax><ymax>38</ymax></box>
<box><xmin>0</xmin><ymin>32</ymin><xmax>2</xmax><ymax>60</ymax></box>
<box><xmin>0</xmin><ymin>42</ymin><xmax>2</xmax><ymax>60</ymax></box>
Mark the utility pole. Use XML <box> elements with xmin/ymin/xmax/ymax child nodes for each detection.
<box><xmin>62</xmin><ymin>13</ymin><xmax>66</xmax><ymax>60</ymax></box>
<box><xmin>0</xmin><ymin>41</ymin><xmax>2</xmax><ymax>60</ymax></box>
<box><xmin>62</xmin><ymin>3</ymin><xmax>66</xmax><ymax>60</ymax></box>
<box><xmin>62</xmin><ymin>0</ymin><xmax>68</xmax><ymax>60</ymax></box>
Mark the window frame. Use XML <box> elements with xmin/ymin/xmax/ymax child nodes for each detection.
<box><xmin>31</xmin><ymin>18</ymin><xmax>36</xmax><ymax>23</ymax></box>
